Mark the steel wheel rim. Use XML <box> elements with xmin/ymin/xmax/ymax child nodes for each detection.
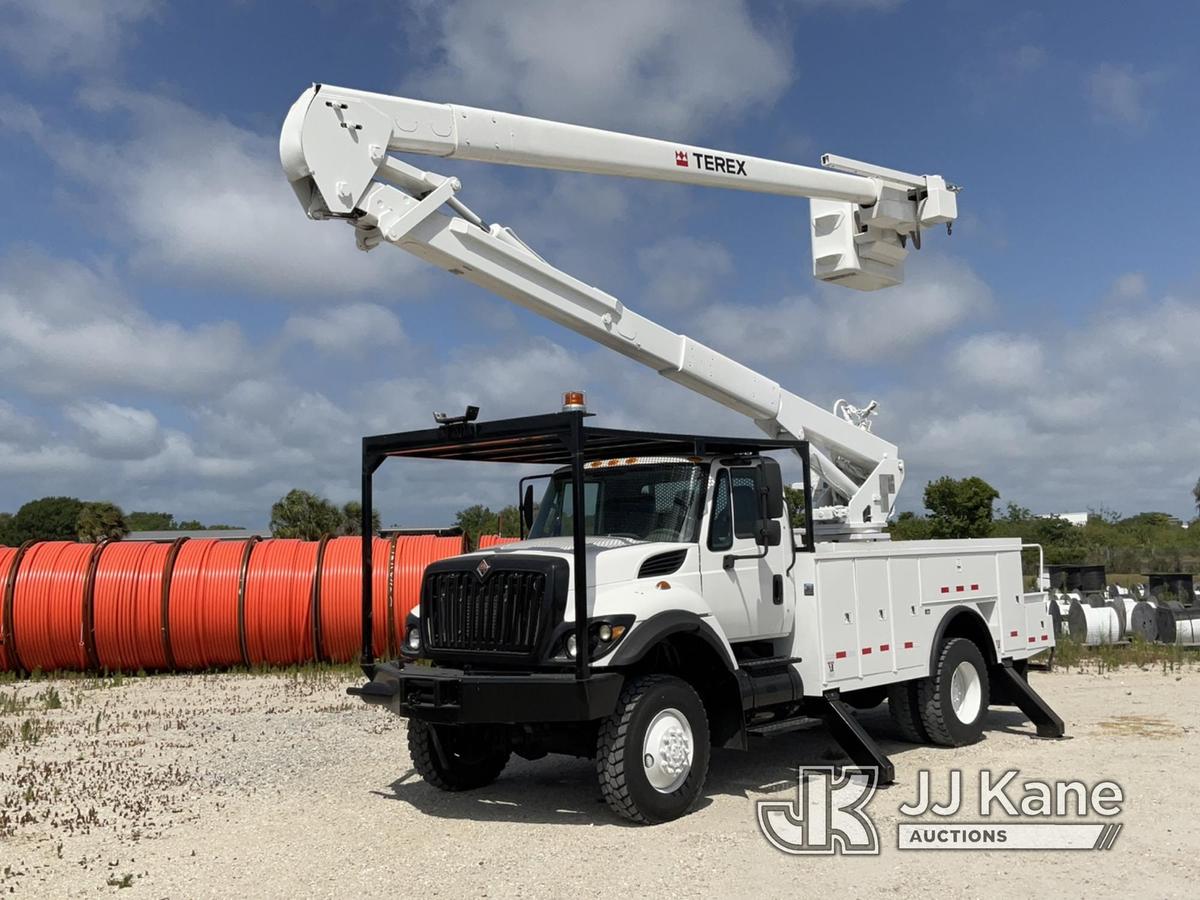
<box><xmin>949</xmin><ymin>660</ymin><xmax>982</xmax><ymax>723</ymax></box>
<box><xmin>642</xmin><ymin>707</ymin><xmax>693</xmax><ymax>793</ymax></box>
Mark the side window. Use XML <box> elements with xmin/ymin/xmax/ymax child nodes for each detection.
<box><xmin>707</xmin><ymin>470</ymin><xmax>733</xmax><ymax>551</ymax></box>
<box><xmin>731</xmin><ymin>467</ymin><xmax>760</xmax><ymax>539</ymax></box>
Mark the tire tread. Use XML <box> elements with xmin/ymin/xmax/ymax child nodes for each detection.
<box><xmin>596</xmin><ymin>674</ymin><xmax>707</xmax><ymax>824</ymax></box>
<box><xmin>916</xmin><ymin>637</ymin><xmax>987</xmax><ymax>747</ymax></box>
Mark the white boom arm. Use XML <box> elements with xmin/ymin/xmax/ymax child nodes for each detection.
<box><xmin>280</xmin><ymin>84</ymin><xmax>961</xmax><ymax>536</ymax></box>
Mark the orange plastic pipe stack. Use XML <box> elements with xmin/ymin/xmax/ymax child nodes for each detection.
<box><xmin>92</xmin><ymin>540</ymin><xmax>172</xmax><ymax>672</ymax></box>
<box><xmin>318</xmin><ymin>536</ymin><xmax>396</xmax><ymax>663</ymax></box>
<box><xmin>168</xmin><ymin>539</ymin><xmax>251</xmax><ymax>669</ymax></box>
<box><xmin>389</xmin><ymin>534</ymin><xmax>466</xmax><ymax>646</ymax></box>
<box><xmin>478</xmin><ymin>534</ymin><xmax>520</xmax><ymax>549</ymax></box>
<box><xmin>2</xmin><ymin>534</ymin><xmax>470</xmax><ymax>674</ymax></box>
<box><xmin>391</xmin><ymin>536</ymin><xmax>431</xmax><ymax>646</ymax></box>
<box><xmin>0</xmin><ymin>546</ymin><xmax>18</xmax><ymax>672</ymax></box>
<box><xmin>11</xmin><ymin>541</ymin><xmax>97</xmax><ymax>672</ymax></box>
<box><xmin>243</xmin><ymin>539</ymin><xmax>320</xmax><ymax>666</ymax></box>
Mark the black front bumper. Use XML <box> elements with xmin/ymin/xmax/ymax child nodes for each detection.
<box><xmin>348</xmin><ymin>661</ymin><xmax>624</xmax><ymax>724</ymax></box>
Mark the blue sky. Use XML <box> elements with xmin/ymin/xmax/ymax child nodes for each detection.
<box><xmin>1</xmin><ymin>0</ymin><xmax>1198</xmax><ymax>528</ymax></box>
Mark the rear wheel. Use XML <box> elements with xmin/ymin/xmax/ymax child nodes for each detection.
<box><xmin>917</xmin><ymin>637</ymin><xmax>990</xmax><ymax>746</ymax></box>
<box><xmin>408</xmin><ymin>720</ymin><xmax>511</xmax><ymax>791</ymax></box>
<box><xmin>596</xmin><ymin>674</ymin><xmax>710</xmax><ymax>824</ymax></box>
<box><xmin>888</xmin><ymin>679</ymin><xmax>928</xmax><ymax>743</ymax></box>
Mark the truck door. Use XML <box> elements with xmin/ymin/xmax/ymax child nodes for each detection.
<box><xmin>699</xmin><ymin>465</ymin><xmax>791</xmax><ymax>641</ymax></box>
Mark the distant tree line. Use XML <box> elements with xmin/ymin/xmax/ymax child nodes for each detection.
<box><xmin>890</xmin><ymin>475</ymin><xmax>1200</xmax><ymax>575</ymax></box>
<box><xmin>124</xmin><ymin>511</ymin><xmax>242</xmax><ymax>532</ymax></box>
<box><xmin>0</xmin><ymin>497</ymin><xmax>243</xmax><ymax>545</ymax></box>
<box><xmin>453</xmin><ymin>504</ymin><xmax>521</xmax><ymax>547</ymax></box>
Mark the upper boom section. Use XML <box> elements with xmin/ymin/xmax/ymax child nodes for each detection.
<box><xmin>282</xmin><ymin>84</ymin><xmax>958</xmax><ymax>292</ymax></box>
<box><xmin>283</xmin><ymin>84</ymin><xmax>880</xmax><ymax>209</ymax></box>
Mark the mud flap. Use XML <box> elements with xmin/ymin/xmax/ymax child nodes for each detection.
<box><xmin>992</xmin><ymin>660</ymin><xmax>1065</xmax><ymax>738</ymax></box>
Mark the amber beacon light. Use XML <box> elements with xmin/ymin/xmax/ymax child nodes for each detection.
<box><xmin>561</xmin><ymin>390</ymin><xmax>587</xmax><ymax>412</ymax></box>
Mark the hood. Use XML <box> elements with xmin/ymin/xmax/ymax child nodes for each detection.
<box><xmin>465</xmin><ymin>536</ymin><xmax>692</xmax><ymax>588</ymax></box>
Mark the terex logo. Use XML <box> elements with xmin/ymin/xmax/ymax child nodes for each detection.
<box><xmin>672</xmin><ymin>150</ymin><xmax>748</xmax><ymax>175</ymax></box>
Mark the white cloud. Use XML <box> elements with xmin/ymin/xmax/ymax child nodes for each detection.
<box><xmin>65</xmin><ymin>401</ymin><xmax>164</xmax><ymax>460</ymax></box>
<box><xmin>1003</xmin><ymin>44</ymin><xmax>1047</xmax><ymax>74</ymax></box>
<box><xmin>283</xmin><ymin>303</ymin><xmax>405</xmax><ymax>355</ymax></box>
<box><xmin>0</xmin><ymin>248</ymin><xmax>254</xmax><ymax>397</ymax></box>
<box><xmin>821</xmin><ymin>257</ymin><xmax>991</xmax><ymax>361</ymax></box>
<box><xmin>695</xmin><ymin>255</ymin><xmax>990</xmax><ymax>364</ymax></box>
<box><xmin>0</xmin><ymin>400</ymin><xmax>43</xmax><ymax>445</ymax></box>
<box><xmin>949</xmin><ymin>333</ymin><xmax>1044</xmax><ymax>390</ymax></box>
<box><xmin>890</xmin><ymin>285</ymin><xmax>1200</xmax><ymax>518</ymax></box>
<box><xmin>21</xmin><ymin>87</ymin><xmax>424</xmax><ymax>299</ymax></box>
<box><xmin>637</xmin><ymin>237</ymin><xmax>733</xmax><ymax>311</ymax></box>
<box><xmin>411</xmin><ymin>0</ymin><xmax>792</xmax><ymax>137</ymax></box>
<box><xmin>1108</xmin><ymin>272</ymin><xmax>1148</xmax><ymax>303</ymax></box>
<box><xmin>0</xmin><ymin>0</ymin><xmax>157</xmax><ymax>74</ymax></box>
<box><xmin>793</xmin><ymin>0</ymin><xmax>903</xmax><ymax>8</ymax></box>
<box><xmin>1087</xmin><ymin>63</ymin><xmax>1160</xmax><ymax>129</ymax></box>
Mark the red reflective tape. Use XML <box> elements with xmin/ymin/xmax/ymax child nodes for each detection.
<box><xmin>1041</xmin><ymin>634</ymin><xmax>1049</xmax><ymax>641</ymax></box>
<box><xmin>1028</xmin><ymin>636</ymin><xmax>1037</xmax><ymax>643</ymax></box>
<box><xmin>940</xmin><ymin>586</ymin><xmax>950</xmax><ymax>594</ymax></box>
<box><xmin>1010</xmin><ymin>630</ymin><xmax>1018</xmax><ymax>637</ymax></box>
<box><xmin>956</xmin><ymin>585</ymin><xmax>965</xmax><ymax>592</ymax></box>
<box><xmin>903</xmin><ymin>641</ymin><xmax>914</xmax><ymax>649</ymax></box>
<box><xmin>861</xmin><ymin>647</ymin><xmax>872</xmax><ymax>655</ymax></box>
<box><xmin>835</xmin><ymin>651</ymin><xmax>847</xmax><ymax>660</ymax></box>
<box><xmin>970</xmin><ymin>583</ymin><xmax>980</xmax><ymax>591</ymax></box>
<box><xmin>879</xmin><ymin>644</ymin><xmax>890</xmax><ymax>652</ymax></box>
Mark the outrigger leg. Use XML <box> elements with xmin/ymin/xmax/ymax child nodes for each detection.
<box><xmin>992</xmin><ymin>660</ymin><xmax>1066</xmax><ymax>738</ymax></box>
<box><xmin>820</xmin><ymin>690</ymin><xmax>896</xmax><ymax>785</ymax></box>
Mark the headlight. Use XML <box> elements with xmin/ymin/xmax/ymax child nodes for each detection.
<box><xmin>405</xmin><ymin>626</ymin><xmax>421</xmax><ymax>652</ymax></box>
<box><xmin>554</xmin><ymin>616</ymin><xmax>634</xmax><ymax>662</ymax></box>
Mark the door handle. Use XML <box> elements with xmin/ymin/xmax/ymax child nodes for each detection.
<box><xmin>772</xmin><ymin>574</ymin><xmax>784</xmax><ymax>605</ymax></box>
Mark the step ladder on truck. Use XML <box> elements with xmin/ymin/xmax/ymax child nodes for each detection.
<box><xmin>279</xmin><ymin>83</ymin><xmax>1065</xmax><ymax>824</ymax></box>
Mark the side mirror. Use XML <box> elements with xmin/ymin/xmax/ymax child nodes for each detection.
<box><xmin>759</xmin><ymin>519</ymin><xmax>782</xmax><ymax>547</ymax></box>
<box><xmin>521</xmin><ymin>484</ymin><xmax>535</xmax><ymax>535</ymax></box>
<box><xmin>762</xmin><ymin>458</ymin><xmax>784</xmax><ymax>521</ymax></box>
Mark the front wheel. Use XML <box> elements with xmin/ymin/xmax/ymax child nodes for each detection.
<box><xmin>408</xmin><ymin>720</ymin><xmax>510</xmax><ymax>791</ymax></box>
<box><xmin>596</xmin><ymin>674</ymin><xmax>710</xmax><ymax>824</ymax></box>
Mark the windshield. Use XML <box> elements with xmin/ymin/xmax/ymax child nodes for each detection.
<box><xmin>529</xmin><ymin>462</ymin><xmax>706</xmax><ymax>542</ymax></box>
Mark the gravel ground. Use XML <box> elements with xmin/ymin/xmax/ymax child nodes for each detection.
<box><xmin>2</xmin><ymin>664</ymin><xmax>1197</xmax><ymax>898</ymax></box>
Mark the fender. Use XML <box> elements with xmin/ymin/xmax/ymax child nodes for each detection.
<box><xmin>608</xmin><ymin>610</ymin><xmax>736</xmax><ymax>670</ymax></box>
<box><xmin>927</xmin><ymin>603</ymin><xmax>998</xmax><ymax>674</ymax></box>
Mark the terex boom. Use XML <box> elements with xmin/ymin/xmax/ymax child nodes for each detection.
<box><xmin>280</xmin><ymin>83</ymin><xmax>1063</xmax><ymax>824</ymax></box>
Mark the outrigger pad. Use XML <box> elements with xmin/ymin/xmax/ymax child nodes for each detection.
<box><xmin>821</xmin><ymin>693</ymin><xmax>896</xmax><ymax>785</ymax></box>
<box><xmin>993</xmin><ymin>661</ymin><xmax>1065</xmax><ymax>738</ymax></box>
